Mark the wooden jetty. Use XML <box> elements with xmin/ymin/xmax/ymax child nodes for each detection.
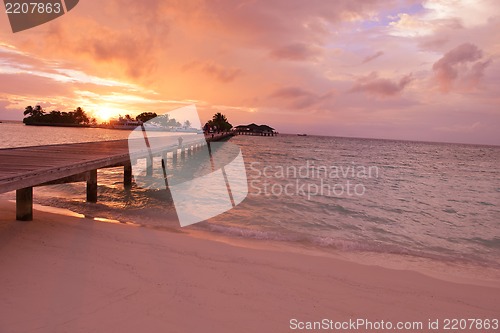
<box><xmin>0</xmin><ymin>132</ymin><xmax>233</xmax><ymax>221</ymax></box>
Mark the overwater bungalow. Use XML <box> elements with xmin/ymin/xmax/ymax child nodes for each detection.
<box><xmin>235</xmin><ymin>123</ymin><xmax>277</xmax><ymax>136</ymax></box>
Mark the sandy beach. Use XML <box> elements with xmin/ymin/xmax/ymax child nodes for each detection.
<box><xmin>0</xmin><ymin>200</ymin><xmax>498</xmax><ymax>333</ymax></box>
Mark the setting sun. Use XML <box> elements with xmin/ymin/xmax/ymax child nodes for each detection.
<box><xmin>94</xmin><ymin>106</ymin><xmax>125</xmax><ymax>122</ymax></box>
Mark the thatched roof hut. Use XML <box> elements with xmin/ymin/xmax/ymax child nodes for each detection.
<box><xmin>235</xmin><ymin>123</ymin><xmax>276</xmax><ymax>136</ymax></box>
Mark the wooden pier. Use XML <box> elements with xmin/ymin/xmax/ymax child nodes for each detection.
<box><xmin>0</xmin><ymin>132</ymin><xmax>233</xmax><ymax>221</ymax></box>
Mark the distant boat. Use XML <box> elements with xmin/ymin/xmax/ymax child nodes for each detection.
<box><xmin>297</xmin><ymin>134</ymin><xmax>307</xmax><ymax>136</ymax></box>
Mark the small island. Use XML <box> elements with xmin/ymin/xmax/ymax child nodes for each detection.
<box><xmin>23</xmin><ymin>105</ymin><xmax>95</xmax><ymax>127</ymax></box>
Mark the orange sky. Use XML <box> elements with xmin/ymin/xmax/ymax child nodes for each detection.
<box><xmin>0</xmin><ymin>0</ymin><xmax>499</xmax><ymax>144</ymax></box>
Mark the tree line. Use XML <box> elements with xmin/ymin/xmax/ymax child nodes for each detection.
<box><xmin>23</xmin><ymin>105</ymin><xmax>233</xmax><ymax>131</ymax></box>
<box><xmin>23</xmin><ymin>105</ymin><xmax>95</xmax><ymax>125</ymax></box>
<box><xmin>135</xmin><ymin>111</ymin><xmax>232</xmax><ymax>131</ymax></box>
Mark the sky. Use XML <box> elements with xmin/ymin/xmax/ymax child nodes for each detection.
<box><xmin>0</xmin><ymin>0</ymin><xmax>499</xmax><ymax>145</ymax></box>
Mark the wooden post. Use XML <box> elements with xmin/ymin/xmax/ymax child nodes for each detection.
<box><xmin>124</xmin><ymin>163</ymin><xmax>132</xmax><ymax>189</ymax></box>
<box><xmin>181</xmin><ymin>148</ymin><xmax>185</xmax><ymax>160</ymax></box>
<box><xmin>146</xmin><ymin>157</ymin><xmax>153</xmax><ymax>176</ymax></box>
<box><xmin>16</xmin><ymin>187</ymin><xmax>33</xmax><ymax>221</ymax></box>
<box><xmin>188</xmin><ymin>146</ymin><xmax>192</xmax><ymax>157</ymax></box>
<box><xmin>173</xmin><ymin>150</ymin><xmax>177</xmax><ymax>165</ymax></box>
<box><xmin>86</xmin><ymin>169</ymin><xmax>98</xmax><ymax>203</ymax></box>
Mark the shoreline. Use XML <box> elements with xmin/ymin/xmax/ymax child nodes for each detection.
<box><xmin>4</xmin><ymin>198</ymin><xmax>500</xmax><ymax>289</ymax></box>
<box><xmin>186</xmin><ymin>227</ymin><xmax>500</xmax><ymax>288</ymax></box>
<box><xmin>1</xmin><ymin>199</ymin><xmax>499</xmax><ymax>332</ymax></box>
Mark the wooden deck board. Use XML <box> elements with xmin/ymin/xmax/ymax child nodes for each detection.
<box><xmin>0</xmin><ymin>140</ymin><xmax>139</xmax><ymax>194</ymax></box>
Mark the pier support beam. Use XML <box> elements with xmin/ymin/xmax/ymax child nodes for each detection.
<box><xmin>86</xmin><ymin>169</ymin><xmax>98</xmax><ymax>203</ymax></box>
<box><xmin>16</xmin><ymin>187</ymin><xmax>33</xmax><ymax>221</ymax></box>
<box><xmin>173</xmin><ymin>151</ymin><xmax>178</xmax><ymax>165</ymax></box>
<box><xmin>124</xmin><ymin>163</ymin><xmax>132</xmax><ymax>189</ymax></box>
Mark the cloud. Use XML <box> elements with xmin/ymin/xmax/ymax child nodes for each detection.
<box><xmin>388</xmin><ymin>0</ymin><xmax>499</xmax><ymax>37</ymax></box>
<box><xmin>270</xmin><ymin>86</ymin><xmax>335</xmax><ymax>109</ymax></box>
<box><xmin>183</xmin><ymin>61</ymin><xmax>242</xmax><ymax>83</ymax></box>
<box><xmin>389</xmin><ymin>13</ymin><xmax>434</xmax><ymax>37</ymax></box>
<box><xmin>362</xmin><ymin>51</ymin><xmax>384</xmax><ymax>64</ymax></box>
<box><xmin>432</xmin><ymin>43</ymin><xmax>491</xmax><ymax>92</ymax></box>
<box><xmin>0</xmin><ymin>73</ymin><xmax>73</xmax><ymax>97</ymax></box>
<box><xmin>194</xmin><ymin>0</ymin><xmax>388</xmax><ymax>46</ymax></box>
<box><xmin>350</xmin><ymin>72</ymin><xmax>413</xmax><ymax>97</ymax></box>
<box><xmin>466</xmin><ymin>58</ymin><xmax>492</xmax><ymax>86</ymax></box>
<box><xmin>11</xmin><ymin>0</ymin><xmax>171</xmax><ymax>80</ymax></box>
<box><xmin>423</xmin><ymin>0</ymin><xmax>499</xmax><ymax>28</ymax></box>
<box><xmin>0</xmin><ymin>99</ymin><xmax>20</xmax><ymax>120</ymax></box>
<box><xmin>270</xmin><ymin>42</ymin><xmax>322</xmax><ymax>61</ymax></box>
<box><xmin>418</xmin><ymin>37</ymin><xmax>449</xmax><ymax>51</ymax></box>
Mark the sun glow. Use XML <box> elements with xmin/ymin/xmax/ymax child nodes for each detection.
<box><xmin>96</xmin><ymin>106</ymin><xmax>124</xmax><ymax>122</ymax></box>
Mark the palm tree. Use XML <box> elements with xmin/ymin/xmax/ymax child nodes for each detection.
<box><xmin>24</xmin><ymin>105</ymin><xmax>45</xmax><ymax>118</ymax></box>
<box><xmin>212</xmin><ymin>112</ymin><xmax>227</xmax><ymax>124</ymax></box>
<box><xmin>73</xmin><ymin>107</ymin><xmax>89</xmax><ymax>124</ymax></box>
<box><xmin>33</xmin><ymin>105</ymin><xmax>44</xmax><ymax>117</ymax></box>
<box><xmin>211</xmin><ymin>112</ymin><xmax>232</xmax><ymax>132</ymax></box>
<box><xmin>23</xmin><ymin>105</ymin><xmax>45</xmax><ymax>124</ymax></box>
<box><xmin>23</xmin><ymin>105</ymin><xmax>34</xmax><ymax>116</ymax></box>
<box><xmin>136</xmin><ymin>112</ymin><xmax>157</xmax><ymax>123</ymax></box>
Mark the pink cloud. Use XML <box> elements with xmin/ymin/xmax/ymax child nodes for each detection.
<box><xmin>432</xmin><ymin>43</ymin><xmax>491</xmax><ymax>92</ymax></box>
<box><xmin>350</xmin><ymin>72</ymin><xmax>413</xmax><ymax>97</ymax></box>
<box><xmin>183</xmin><ymin>61</ymin><xmax>243</xmax><ymax>83</ymax></box>
<box><xmin>270</xmin><ymin>86</ymin><xmax>335</xmax><ymax>110</ymax></box>
<box><xmin>270</xmin><ymin>43</ymin><xmax>322</xmax><ymax>61</ymax></box>
<box><xmin>362</xmin><ymin>51</ymin><xmax>384</xmax><ymax>64</ymax></box>
<box><xmin>192</xmin><ymin>0</ymin><xmax>387</xmax><ymax>46</ymax></box>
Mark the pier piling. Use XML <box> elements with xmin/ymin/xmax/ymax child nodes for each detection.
<box><xmin>16</xmin><ymin>187</ymin><xmax>33</xmax><ymax>221</ymax></box>
<box><xmin>86</xmin><ymin>169</ymin><xmax>98</xmax><ymax>203</ymax></box>
<box><xmin>124</xmin><ymin>163</ymin><xmax>132</xmax><ymax>189</ymax></box>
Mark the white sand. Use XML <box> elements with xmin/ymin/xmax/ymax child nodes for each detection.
<box><xmin>0</xmin><ymin>201</ymin><xmax>498</xmax><ymax>333</ymax></box>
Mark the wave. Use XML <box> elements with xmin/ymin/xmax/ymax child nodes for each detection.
<box><xmin>195</xmin><ymin>222</ymin><xmax>500</xmax><ymax>269</ymax></box>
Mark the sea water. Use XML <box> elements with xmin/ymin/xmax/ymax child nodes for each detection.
<box><xmin>1</xmin><ymin>122</ymin><xmax>499</xmax><ymax>270</ymax></box>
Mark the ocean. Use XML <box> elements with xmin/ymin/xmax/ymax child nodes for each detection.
<box><xmin>1</xmin><ymin>121</ymin><xmax>499</xmax><ymax>272</ymax></box>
